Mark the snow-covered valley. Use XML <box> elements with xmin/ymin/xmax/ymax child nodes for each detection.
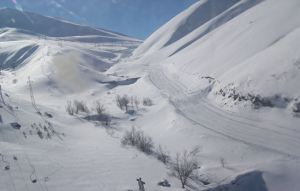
<box><xmin>1</xmin><ymin>0</ymin><xmax>300</xmax><ymax>190</ymax></box>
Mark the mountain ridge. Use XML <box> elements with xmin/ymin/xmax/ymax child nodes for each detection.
<box><xmin>0</xmin><ymin>7</ymin><xmax>140</xmax><ymax>41</ymax></box>
<box><xmin>112</xmin><ymin>0</ymin><xmax>300</xmax><ymax>113</ymax></box>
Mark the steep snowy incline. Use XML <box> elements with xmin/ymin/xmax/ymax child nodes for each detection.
<box><xmin>134</xmin><ymin>0</ymin><xmax>261</xmax><ymax>56</ymax></box>
<box><xmin>113</xmin><ymin>0</ymin><xmax>300</xmax><ymax>112</ymax></box>
<box><xmin>106</xmin><ymin>0</ymin><xmax>300</xmax><ymax>190</ymax></box>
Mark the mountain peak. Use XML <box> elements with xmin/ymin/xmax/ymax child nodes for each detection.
<box><xmin>0</xmin><ymin>8</ymin><xmax>130</xmax><ymax>38</ymax></box>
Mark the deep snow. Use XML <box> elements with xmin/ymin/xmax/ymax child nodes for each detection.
<box><xmin>1</xmin><ymin>1</ymin><xmax>300</xmax><ymax>191</ymax></box>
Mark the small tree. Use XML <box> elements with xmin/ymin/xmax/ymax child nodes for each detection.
<box><xmin>143</xmin><ymin>97</ymin><xmax>153</xmax><ymax>106</ymax></box>
<box><xmin>121</xmin><ymin>127</ymin><xmax>154</xmax><ymax>154</ymax></box>
<box><xmin>66</xmin><ymin>101</ymin><xmax>75</xmax><ymax>115</ymax></box>
<box><xmin>95</xmin><ymin>101</ymin><xmax>105</xmax><ymax>115</ymax></box>
<box><xmin>116</xmin><ymin>95</ymin><xmax>130</xmax><ymax>112</ymax></box>
<box><xmin>156</xmin><ymin>145</ymin><xmax>170</xmax><ymax>164</ymax></box>
<box><xmin>169</xmin><ymin>149</ymin><xmax>200</xmax><ymax>188</ymax></box>
<box><xmin>133</xmin><ymin>96</ymin><xmax>140</xmax><ymax>110</ymax></box>
<box><xmin>122</xmin><ymin>95</ymin><xmax>130</xmax><ymax>112</ymax></box>
<box><xmin>73</xmin><ymin>100</ymin><xmax>89</xmax><ymax>114</ymax></box>
<box><xmin>116</xmin><ymin>95</ymin><xmax>124</xmax><ymax>110</ymax></box>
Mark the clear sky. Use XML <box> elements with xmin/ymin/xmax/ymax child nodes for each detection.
<box><xmin>0</xmin><ymin>0</ymin><xmax>197</xmax><ymax>39</ymax></box>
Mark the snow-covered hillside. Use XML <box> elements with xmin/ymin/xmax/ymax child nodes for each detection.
<box><xmin>115</xmin><ymin>0</ymin><xmax>300</xmax><ymax>113</ymax></box>
<box><xmin>0</xmin><ymin>7</ymin><xmax>138</xmax><ymax>40</ymax></box>
<box><xmin>0</xmin><ymin>9</ymin><xmax>170</xmax><ymax>191</ymax></box>
<box><xmin>1</xmin><ymin>1</ymin><xmax>300</xmax><ymax>191</ymax></box>
<box><xmin>108</xmin><ymin>0</ymin><xmax>300</xmax><ymax>190</ymax></box>
<box><xmin>0</xmin><ymin>7</ymin><xmax>141</xmax><ymax>96</ymax></box>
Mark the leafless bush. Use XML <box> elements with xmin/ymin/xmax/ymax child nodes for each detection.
<box><xmin>143</xmin><ymin>97</ymin><xmax>153</xmax><ymax>106</ymax></box>
<box><xmin>116</xmin><ymin>95</ymin><xmax>130</xmax><ymax>112</ymax></box>
<box><xmin>220</xmin><ymin>157</ymin><xmax>226</xmax><ymax>168</ymax></box>
<box><xmin>116</xmin><ymin>95</ymin><xmax>123</xmax><ymax>110</ymax></box>
<box><xmin>156</xmin><ymin>145</ymin><xmax>170</xmax><ymax>164</ymax></box>
<box><xmin>73</xmin><ymin>100</ymin><xmax>89</xmax><ymax>114</ymax></box>
<box><xmin>169</xmin><ymin>149</ymin><xmax>200</xmax><ymax>188</ymax></box>
<box><xmin>121</xmin><ymin>127</ymin><xmax>154</xmax><ymax>154</ymax></box>
<box><xmin>95</xmin><ymin>101</ymin><xmax>105</xmax><ymax>115</ymax></box>
<box><xmin>131</xmin><ymin>96</ymin><xmax>140</xmax><ymax>110</ymax></box>
<box><xmin>66</xmin><ymin>101</ymin><xmax>75</xmax><ymax>115</ymax></box>
<box><xmin>66</xmin><ymin>100</ymin><xmax>89</xmax><ymax>115</ymax></box>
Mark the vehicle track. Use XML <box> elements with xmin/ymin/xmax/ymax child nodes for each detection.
<box><xmin>149</xmin><ymin>66</ymin><xmax>300</xmax><ymax>159</ymax></box>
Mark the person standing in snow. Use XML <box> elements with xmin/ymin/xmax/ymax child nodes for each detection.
<box><xmin>137</xmin><ymin>178</ymin><xmax>145</xmax><ymax>191</ymax></box>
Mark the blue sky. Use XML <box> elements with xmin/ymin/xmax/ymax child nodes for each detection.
<box><xmin>0</xmin><ymin>0</ymin><xmax>197</xmax><ymax>39</ymax></box>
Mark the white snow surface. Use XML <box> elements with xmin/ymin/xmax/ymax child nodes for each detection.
<box><xmin>1</xmin><ymin>1</ymin><xmax>300</xmax><ymax>191</ymax></box>
<box><xmin>108</xmin><ymin>0</ymin><xmax>300</xmax><ymax>190</ymax></box>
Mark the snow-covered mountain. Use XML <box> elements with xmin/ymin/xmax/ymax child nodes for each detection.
<box><xmin>115</xmin><ymin>0</ymin><xmax>300</xmax><ymax>113</ymax></box>
<box><xmin>1</xmin><ymin>1</ymin><xmax>300</xmax><ymax>191</ymax></box>
<box><xmin>107</xmin><ymin>0</ymin><xmax>300</xmax><ymax>190</ymax></box>
<box><xmin>0</xmin><ymin>7</ymin><xmax>138</xmax><ymax>40</ymax></box>
<box><xmin>0</xmin><ymin>8</ymin><xmax>141</xmax><ymax>95</ymax></box>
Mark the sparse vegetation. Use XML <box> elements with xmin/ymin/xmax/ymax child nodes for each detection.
<box><xmin>66</xmin><ymin>99</ymin><xmax>113</xmax><ymax>126</ymax></box>
<box><xmin>116</xmin><ymin>95</ymin><xmax>130</xmax><ymax>112</ymax></box>
<box><xmin>95</xmin><ymin>101</ymin><xmax>106</xmax><ymax>115</ymax></box>
<box><xmin>66</xmin><ymin>100</ymin><xmax>89</xmax><ymax>115</ymax></box>
<box><xmin>169</xmin><ymin>148</ymin><xmax>200</xmax><ymax>188</ymax></box>
<box><xmin>132</xmin><ymin>96</ymin><xmax>140</xmax><ymax>110</ymax></box>
<box><xmin>66</xmin><ymin>101</ymin><xmax>75</xmax><ymax>115</ymax></box>
<box><xmin>155</xmin><ymin>145</ymin><xmax>170</xmax><ymax>164</ymax></box>
<box><xmin>121</xmin><ymin>127</ymin><xmax>154</xmax><ymax>154</ymax></box>
<box><xmin>73</xmin><ymin>100</ymin><xmax>89</xmax><ymax>114</ymax></box>
<box><xmin>27</xmin><ymin>122</ymin><xmax>63</xmax><ymax>140</ymax></box>
<box><xmin>143</xmin><ymin>97</ymin><xmax>153</xmax><ymax>106</ymax></box>
<box><xmin>115</xmin><ymin>95</ymin><xmax>153</xmax><ymax>113</ymax></box>
<box><xmin>220</xmin><ymin>157</ymin><xmax>226</xmax><ymax>168</ymax></box>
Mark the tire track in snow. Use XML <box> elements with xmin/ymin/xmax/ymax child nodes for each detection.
<box><xmin>148</xmin><ymin>66</ymin><xmax>300</xmax><ymax>159</ymax></box>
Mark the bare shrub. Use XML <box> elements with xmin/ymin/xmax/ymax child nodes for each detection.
<box><xmin>133</xmin><ymin>96</ymin><xmax>140</xmax><ymax>110</ymax></box>
<box><xmin>156</xmin><ymin>145</ymin><xmax>170</xmax><ymax>164</ymax></box>
<box><xmin>116</xmin><ymin>95</ymin><xmax>123</xmax><ymax>110</ymax></box>
<box><xmin>66</xmin><ymin>100</ymin><xmax>89</xmax><ymax>115</ymax></box>
<box><xmin>169</xmin><ymin>149</ymin><xmax>200</xmax><ymax>188</ymax></box>
<box><xmin>66</xmin><ymin>101</ymin><xmax>75</xmax><ymax>115</ymax></box>
<box><xmin>116</xmin><ymin>95</ymin><xmax>130</xmax><ymax>112</ymax></box>
<box><xmin>121</xmin><ymin>127</ymin><xmax>138</xmax><ymax>145</ymax></box>
<box><xmin>143</xmin><ymin>97</ymin><xmax>153</xmax><ymax>106</ymax></box>
<box><xmin>137</xmin><ymin>133</ymin><xmax>154</xmax><ymax>154</ymax></box>
<box><xmin>220</xmin><ymin>157</ymin><xmax>226</xmax><ymax>168</ymax></box>
<box><xmin>73</xmin><ymin>100</ymin><xmax>89</xmax><ymax>114</ymax></box>
<box><xmin>121</xmin><ymin>127</ymin><xmax>154</xmax><ymax>154</ymax></box>
<box><xmin>95</xmin><ymin>101</ymin><xmax>105</xmax><ymax>115</ymax></box>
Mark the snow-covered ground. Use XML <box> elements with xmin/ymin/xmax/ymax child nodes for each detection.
<box><xmin>1</xmin><ymin>0</ymin><xmax>300</xmax><ymax>190</ymax></box>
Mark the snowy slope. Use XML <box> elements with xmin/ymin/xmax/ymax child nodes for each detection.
<box><xmin>2</xmin><ymin>0</ymin><xmax>300</xmax><ymax>191</ymax></box>
<box><xmin>0</xmin><ymin>23</ymin><xmax>140</xmax><ymax>96</ymax></box>
<box><xmin>115</xmin><ymin>0</ymin><xmax>300</xmax><ymax>113</ymax></box>
<box><xmin>0</xmin><ymin>7</ymin><xmax>139</xmax><ymax>42</ymax></box>
<box><xmin>0</xmin><ymin>10</ymin><xmax>175</xmax><ymax>191</ymax></box>
<box><xmin>107</xmin><ymin>0</ymin><xmax>300</xmax><ymax>190</ymax></box>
